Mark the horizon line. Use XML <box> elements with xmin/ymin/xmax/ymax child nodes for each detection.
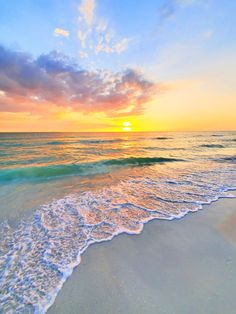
<box><xmin>0</xmin><ymin>130</ymin><xmax>235</xmax><ymax>134</ymax></box>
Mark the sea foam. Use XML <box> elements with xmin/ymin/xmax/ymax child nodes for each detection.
<box><xmin>0</xmin><ymin>165</ymin><xmax>235</xmax><ymax>313</ymax></box>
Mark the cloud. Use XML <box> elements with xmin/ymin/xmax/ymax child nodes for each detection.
<box><xmin>113</xmin><ymin>38</ymin><xmax>130</xmax><ymax>54</ymax></box>
<box><xmin>96</xmin><ymin>20</ymin><xmax>108</xmax><ymax>33</ymax></box>
<box><xmin>0</xmin><ymin>45</ymin><xmax>158</xmax><ymax>117</ymax></box>
<box><xmin>157</xmin><ymin>0</ymin><xmax>202</xmax><ymax>25</ymax></box>
<box><xmin>79</xmin><ymin>0</ymin><xmax>95</xmax><ymax>26</ymax></box>
<box><xmin>79</xmin><ymin>50</ymin><xmax>88</xmax><ymax>59</ymax></box>
<box><xmin>95</xmin><ymin>38</ymin><xmax>130</xmax><ymax>55</ymax></box>
<box><xmin>54</xmin><ymin>28</ymin><xmax>70</xmax><ymax>37</ymax></box>
<box><xmin>77</xmin><ymin>0</ymin><xmax>130</xmax><ymax>55</ymax></box>
<box><xmin>158</xmin><ymin>3</ymin><xmax>176</xmax><ymax>23</ymax></box>
<box><xmin>77</xmin><ymin>30</ymin><xmax>88</xmax><ymax>48</ymax></box>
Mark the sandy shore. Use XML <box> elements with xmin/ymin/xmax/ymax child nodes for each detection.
<box><xmin>48</xmin><ymin>193</ymin><xmax>236</xmax><ymax>314</ymax></box>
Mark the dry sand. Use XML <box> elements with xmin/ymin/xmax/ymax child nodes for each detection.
<box><xmin>48</xmin><ymin>193</ymin><xmax>236</xmax><ymax>314</ymax></box>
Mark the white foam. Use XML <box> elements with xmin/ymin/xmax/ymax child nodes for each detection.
<box><xmin>0</xmin><ymin>166</ymin><xmax>235</xmax><ymax>313</ymax></box>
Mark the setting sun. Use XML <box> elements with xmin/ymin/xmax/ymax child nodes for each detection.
<box><xmin>122</xmin><ymin>121</ymin><xmax>132</xmax><ymax>131</ymax></box>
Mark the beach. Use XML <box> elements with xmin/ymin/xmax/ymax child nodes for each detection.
<box><xmin>48</xmin><ymin>193</ymin><xmax>236</xmax><ymax>314</ymax></box>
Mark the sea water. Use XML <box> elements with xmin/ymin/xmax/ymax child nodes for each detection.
<box><xmin>0</xmin><ymin>132</ymin><xmax>235</xmax><ymax>313</ymax></box>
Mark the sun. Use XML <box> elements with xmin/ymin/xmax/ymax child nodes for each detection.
<box><xmin>122</xmin><ymin>121</ymin><xmax>132</xmax><ymax>132</ymax></box>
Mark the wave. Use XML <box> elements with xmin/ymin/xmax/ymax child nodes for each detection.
<box><xmin>143</xmin><ymin>147</ymin><xmax>185</xmax><ymax>151</ymax></box>
<box><xmin>217</xmin><ymin>156</ymin><xmax>236</xmax><ymax>163</ymax></box>
<box><xmin>198</xmin><ymin>144</ymin><xmax>224</xmax><ymax>148</ymax></box>
<box><xmin>104</xmin><ymin>156</ymin><xmax>183</xmax><ymax>165</ymax></box>
<box><xmin>46</xmin><ymin>141</ymin><xmax>69</xmax><ymax>145</ymax></box>
<box><xmin>0</xmin><ymin>139</ymin><xmax>126</xmax><ymax>148</ymax></box>
<box><xmin>0</xmin><ymin>167</ymin><xmax>235</xmax><ymax>313</ymax></box>
<box><xmin>79</xmin><ymin>139</ymin><xmax>125</xmax><ymax>144</ymax></box>
<box><xmin>0</xmin><ymin>142</ymin><xmax>25</xmax><ymax>147</ymax></box>
<box><xmin>1</xmin><ymin>141</ymin><xmax>69</xmax><ymax>147</ymax></box>
<box><xmin>222</xmin><ymin>139</ymin><xmax>236</xmax><ymax>143</ymax></box>
<box><xmin>154</xmin><ymin>137</ymin><xmax>172</xmax><ymax>140</ymax></box>
<box><xmin>0</xmin><ymin>156</ymin><xmax>183</xmax><ymax>183</ymax></box>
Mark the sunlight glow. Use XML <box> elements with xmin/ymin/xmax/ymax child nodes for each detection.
<box><xmin>123</xmin><ymin>121</ymin><xmax>131</xmax><ymax>127</ymax></box>
<box><xmin>122</xmin><ymin>121</ymin><xmax>132</xmax><ymax>131</ymax></box>
<box><xmin>123</xmin><ymin>126</ymin><xmax>131</xmax><ymax>132</ymax></box>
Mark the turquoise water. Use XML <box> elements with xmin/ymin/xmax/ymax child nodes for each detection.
<box><xmin>0</xmin><ymin>132</ymin><xmax>236</xmax><ymax>312</ymax></box>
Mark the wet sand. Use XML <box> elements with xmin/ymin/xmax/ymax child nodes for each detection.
<box><xmin>48</xmin><ymin>193</ymin><xmax>236</xmax><ymax>314</ymax></box>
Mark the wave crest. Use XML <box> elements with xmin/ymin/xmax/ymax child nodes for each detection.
<box><xmin>0</xmin><ymin>157</ymin><xmax>183</xmax><ymax>183</ymax></box>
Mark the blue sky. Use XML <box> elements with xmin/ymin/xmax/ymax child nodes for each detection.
<box><xmin>1</xmin><ymin>0</ymin><xmax>235</xmax><ymax>76</ymax></box>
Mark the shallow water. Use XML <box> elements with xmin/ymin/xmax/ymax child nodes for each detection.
<box><xmin>0</xmin><ymin>132</ymin><xmax>236</xmax><ymax>313</ymax></box>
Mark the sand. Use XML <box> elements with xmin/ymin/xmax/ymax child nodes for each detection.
<box><xmin>48</xmin><ymin>193</ymin><xmax>236</xmax><ymax>314</ymax></box>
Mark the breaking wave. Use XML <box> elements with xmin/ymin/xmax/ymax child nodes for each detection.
<box><xmin>0</xmin><ymin>157</ymin><xmax>183</xmax><ymax>183</ymax></box>
<box><xmin>154</xmin><ymin>137</ymin><xmax>172</xmax><ymax>140</ymax></box>
<box><xmin>217</xmin><ymin>156</ymin><xmax>236</xmax><ymax>163</ymax></box>
<box><xmin>79</xmin><ymin>139</ymin><xmax>125</xmax><ymax>144</ymax></box>
<box><xmin>198</xmin><ymin>144</ymin><xmax>225</xmax><ymax>148</ymax></box>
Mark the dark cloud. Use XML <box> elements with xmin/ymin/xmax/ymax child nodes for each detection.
<box><xmin>0</xmin><ymin>45</ymin><xmax>158</xmax><ymax>117</ymax></box>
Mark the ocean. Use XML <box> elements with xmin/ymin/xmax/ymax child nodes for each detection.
<box><xmin>0</xmin><ymin>131</ymin><xmax>235</xmax><ymax>313</ymax></box>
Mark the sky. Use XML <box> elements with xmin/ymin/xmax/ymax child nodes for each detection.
<box><xmin>0</xmin><ymin>0</ymin><xmax>235</xmax><ymax>132</ymax></box>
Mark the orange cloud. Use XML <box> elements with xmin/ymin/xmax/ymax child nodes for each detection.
<box><xmin>0</xmin><ymin>45</ymin><xmax>159</xmax><ymax>118</ymax></box>
<box><xmin>54</xmin><ymin>28</ymin><xmax>70</xmax><ymax>37</ymax></box>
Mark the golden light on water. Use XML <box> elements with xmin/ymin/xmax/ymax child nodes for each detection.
<box><xmin>122</xmin><ymin>121</ymin><xmax>132</xmax><ymax>132</ymax></box>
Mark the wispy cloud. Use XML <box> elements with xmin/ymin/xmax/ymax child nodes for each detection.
<box><xmin>157</xmin><ymin>0</ymin><xmax>202</xmax><ymax>25</ymax></box>
<box><xmin>79</xmin><ymin>0</ymin><xmax>95</xmax><ymax>26</ymax></box>
<box><xmin>95</xmin><ymin>37</ymin><xmax>130</xmax><ymax>55</ymax></box>
<box><xmin>0</xmin><ymin>45</ymin><xmax>158</xmax><ymax>117</ymax></box>
<box><xmin>77</xmin><ymin>0</ymin><xmax>130</xmax><ymax>55</ymax></box>
<box><xmin>96</xmin><ymin>19</ymin><xmax>107</xmax><ymax>33</ymax></box>
<box><xmin>77</xmin><ymin>30</ymin><xmax>88</xmax><ymax>48</ymax></box>
<box><xmin>54</xmin><ymin>28</ymin><xmax>70</xmax><ymax>37</ymax></box>
<box><xmin>157</xmin><ymin>2</ymin><xmax>176</xmax><ymax>24</ymax></box>
<box><xmin>79</xmin><ymin>50</ymin><xmax>88</xmax><ymax>59</ymax></box>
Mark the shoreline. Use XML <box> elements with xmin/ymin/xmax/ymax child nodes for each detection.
<box><xmin>48</xmin><ymin>192</ymin><xmax>236</xmax><ymax>314</ymax></box>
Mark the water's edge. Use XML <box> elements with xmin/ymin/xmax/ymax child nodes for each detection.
<box><xmin>44</xmin><ymin>190</ymin><xmax>236</xmax><ymax>314</ymax></box>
